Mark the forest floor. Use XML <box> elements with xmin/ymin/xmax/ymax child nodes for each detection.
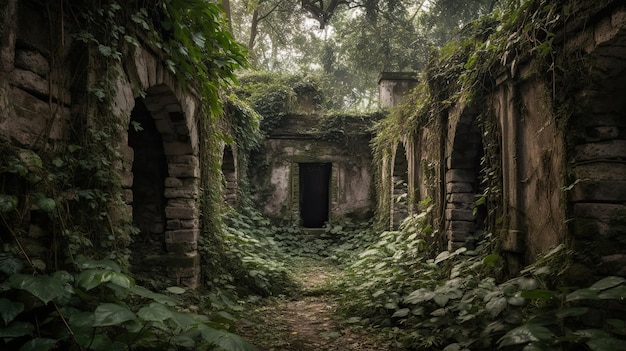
<box><xmin>237</xmin><ymin>258</ymin><xmax>393</xmax><ymax>351</ymax></box>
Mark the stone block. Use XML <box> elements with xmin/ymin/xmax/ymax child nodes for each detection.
<box><xmin>121</xmin><ymin>171</ymin><xmax>133</xmax><ymax>188</ymax></box>
<box><xmin>447</xmin><ymin>220</ymin><xmax>476</xmax><ymax>232</ymax></box>
<box><xmin>447</xmin><ymin>230</ymin><xmax>471</xmax><ymax>242</ymax></box>
<box><xmin>572</xmin><ymin>162</ymin><xmax>626</xmax><ymax>181</ymax></box>
<box><xmin>446</xmin><ymin>182</ymin><xmax>474</xmax><ymax>193</ymax></box>
<box><xmin>167</xmin><ymin>219</ymin><xmax>181</xmax><ymax>230</ymax></box>
<box><xmin>448</xmin><ymin>241</ymin><xmax>465</xmax><ymax>251</ymax></box>
<box><xmin>164</xmin><ymin>187</ymin><xmax>197</xmax><ymax>199</ymax></box>
<box><xmin>10</xmin><ymin>69</ymin><xmax>71</xmax><ymax>105</ymax></box>
<box><xmin>573</xmin><ymin>203</ymin><xmax>625</xmax><ymax>221</ymax></box>
<box><xmin>447</xmin><ymin>169</ymin><xmax>477</xmax><ymax>183</ymax></box>
<box><xmin>165</xmin><ymin>241</ymin><xmax>197</xmax><ymax>255</ymax></box>
<box><xmin>448</xmin><ymin>193</ymin><xmax>476</xmax><ymax>204</ymax></box>
<box><xmin>165</xmin><ymin>206</ymin><xmax>197</xmax><ymax>219</ymax></box>
<box><xmin>165</xmin><ymin>177</ymin><xmax>184</xmax><ymax>188</ymax></box>
<box><xmin>154</xmin><ymin>118</ymin><xmax>174</xmax><ymax>135</ymax></box>
<box><xmin>168</xmin><ymin>163</ymin><xmax>199</xmax><ymax>178</ymax></box>
<box><xmin>166</xmin><ymin>229</ymin><xmax>199</xmax><ymax>243</ymax></box>
<box><xmin>583</xmin><ymin>126</ymin><xmax>620</xmax><ymax>142</ymax></box>
<box><xmin>574</xmin><ymin>140</ymin><xmax>626</xmax><ymax>162</ymax></box>
<box><xmin>445</xmin><ymin>209</ymin><xmax>474</xmax><ymax>222</ymax></box>
<box><xmin>123</xmin><ymin>189</ymin><xmax>133</xmax><ymax>204</ymax></box>
<box><xmin>571</xmin><ymin>180</ymin><xmax>626</xmax><ymax>202</ymax></box>
<box><xmin>180</xmin><ymin>219</ymin><xmax>199</xmax><ymax>229</ymax></box>
<box><xmin>10</xmin><ymin>87</ymin><xmax>70</xmax><ymax>145</ymax></box>
<box><xmin>15</xmin><ymin>50</ymin><xmax>49</xmax><ymax>76</ymax></box>
<box><xmin>169</xmin><ymin>155</ymin><xmax>199</xmax><ymax>166</ymax></box>
<box><xmin>163</xmin><ymin>141</ymin><xmax>193</xmax><ymax>156</ymax></box>
<box><xmin>165</xmin><ymin>103</ymin><xmax>182</xmax><ymax>113</ymax></box>
<box><xmin>168</xmin><ymin>198</ymin><xmax>196</xmax><ymax>208</ymax></box>
<box><xmin>601</xmin><ymin>254</ymin><xmax>626</xmax><ymax>276</ymax></box>
<box><xmin>179</xmin><ymin>275</ymin><xmax>199</xmax><ymax>289</ymax></box>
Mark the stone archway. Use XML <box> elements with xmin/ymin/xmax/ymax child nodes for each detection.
<box><xmin>125</xmin><ymin>84</ymin><xmax>200</xmax><ymax>287</ymax></box>
<box><xmin>445</xmin><ymin>112</ymin><xmax>485</xmax><ymax>250</ymax></box>
<box><xmin>391</xmin><ymin>143</ymin><xmax>409</xmax><ymax>229</ymax></box>
<box><xmin>222</xmin><ymin>145</ymin><xmax>238</xmax><ymax>205</ymax></box>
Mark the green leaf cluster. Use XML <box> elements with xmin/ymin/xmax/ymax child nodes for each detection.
<box><xmin>0</xmin><ymin>255</ymin><xmax>256</xmax><ymax>351</ymax></box>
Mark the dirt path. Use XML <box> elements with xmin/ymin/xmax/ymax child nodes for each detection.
<box><xmin>237</xmin><ymin>259</ymin><xmax>391</xmax><ymax>351</ymax></box>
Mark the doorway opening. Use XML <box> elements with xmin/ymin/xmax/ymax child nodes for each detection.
<box><xmin>128</xmin><ymin>98</ymin><xmax>168</xmax><ymax>254</ymax></box>
<box><xmin>299</xmin><ymin>163</ymin><xmax>332</xmax><ymax>228</ymax></box>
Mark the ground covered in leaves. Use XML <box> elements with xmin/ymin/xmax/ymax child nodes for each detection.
<box><xmin>237</xmin><ymin>258</ymin><xmax>393</xmax><ymax>351</ymax></box>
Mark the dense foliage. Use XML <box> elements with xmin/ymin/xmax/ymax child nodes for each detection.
<box><xmin>1</xmin><ymin>0</ymin><xmax>250</xmax><ymax>349</ymax></box>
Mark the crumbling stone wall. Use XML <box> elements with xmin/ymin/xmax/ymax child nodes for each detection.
<box><xmin>383</xmin><ymin>1</ymin><xmax>626</xmax><ymax>277</ymax></box>
<box><xmin>0</xmin><ymin>1</ymin><xmax>207</xmax><ymax>287</ymax></box>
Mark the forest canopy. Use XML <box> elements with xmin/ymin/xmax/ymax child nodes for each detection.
<box><xmin>223</xmin><ymin>0</ymin><xmax>499</xmax><ymax>111</ymax></box>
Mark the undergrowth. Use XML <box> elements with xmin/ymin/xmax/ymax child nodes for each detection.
<box><xmin>330</xmin><ymin>204</ymin><xmax>626</xmax><ymax>350</ymax></box>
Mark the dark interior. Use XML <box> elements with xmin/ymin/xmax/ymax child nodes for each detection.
<box><xmin>299</xmin><ymin>163</ymin><xmax>331</xmax><ymax>228</ymax></box>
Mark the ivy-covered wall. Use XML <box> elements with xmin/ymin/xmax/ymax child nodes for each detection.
<box><xmin>0</xmin><ymin>0</ymin><xmax>246</xmax><ymax>288</ymax></box>
<box><xmin>376</xmin><ymin>0</ymin><xmax>626</xmax><ymax>280</ymax></box>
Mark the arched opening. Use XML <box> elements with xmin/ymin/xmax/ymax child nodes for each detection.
<box><xmin>222</xmin><ymin>145</ymin><xmax>237</xmax><ymax>205</ymax></box>
<box><xmin>123</xmin><ymin>84</ymin><xmax>201</xmax><ymax>288</ymax></box>
<box><xmin>299</xmin><ymin>162</ymin><xmax>332</xmax><ymax>228</ymax></box>
<box><xmin>128</xmin><ymin>98</ymin><xmax>168</xmax><ymax>255</ymax></box>
<box><xmin>392</xmin><ymin>143</ymin><xmax>409</xmax><ymax>229</ymax></box>
<box><xmin>445</xmin><ymin>114</ymin><xmax>486</xmax><ymax>250</ymax></box>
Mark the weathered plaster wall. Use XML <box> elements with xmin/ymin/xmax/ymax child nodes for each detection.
<box><xmin>253</xmin><ymin>113</ymin><xmax>375</xmax><ymax>224</ymax></box>
<box><xmin>390</xmin><ymin>1</ymin><xmax>626</xmax><ymax>277</ymax></box>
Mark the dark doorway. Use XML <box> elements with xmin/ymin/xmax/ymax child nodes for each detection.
<box><xmin>299</xmin><ymin>163</ymin><xmax>331</xmax><ymax>228</ymax></box>
<box><xmin>128</xmin><ymin>98</ymin><xmax>168</xmax><ymax>254</ymax></box>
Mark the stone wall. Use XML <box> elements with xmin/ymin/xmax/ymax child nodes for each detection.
<box><xmin>252</xmin><ymin>113</ymin><xmax>376</xmax><ymax>226</ymax></box>
<box><xmin>383</xmin><ymin>1</ymin><xmax>626</xmax><ymax>277</ymax></box>
<box><xmin>0</xmin><ymin>1</ymin><xmax>207</xmax><ymax>287</ymax></box>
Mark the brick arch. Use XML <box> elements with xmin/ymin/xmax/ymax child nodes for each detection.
<box><xmin>445</xmin><ymin>112</ymin><xmax>485</xmax><ymax>250</ymax></box>
<box><xmin>125</xmin><ymin>84</ymin><xmax>200</xmax><ymax>288</ymax></box>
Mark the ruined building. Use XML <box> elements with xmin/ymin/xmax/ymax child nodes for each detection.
<box><xmin>379</xmin><ymin>0</ymin><xmax>626</xmax><ymax>280</ymax></box>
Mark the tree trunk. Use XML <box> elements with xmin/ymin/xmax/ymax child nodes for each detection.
<box><xmin>248</xmin><ymin>7</ymin><xmax>259</xmax><ymax>52</ymax></box>
<box><xmin>221</xmin><ymin>0</ymin><xmax>233</xmax><ymax>33</ymax></box>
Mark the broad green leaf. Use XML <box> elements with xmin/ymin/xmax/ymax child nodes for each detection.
<box><xmin>483</xmin><ymin>253</ymin><xmax>501</xmax><ymax>267</ymax></box>
<box><xmin>597</xmin><ymin>285</ymin><xmax>626</xmax><ymax>300</ymax></box>
<box><xmin>522</xmin><ymin>341</ymin><xmax>556</xmax><ymax>351</ymax></box>
<box><xmin>587</xmin><ymin>334</ymin><xmax>626</xmax><ymax>351</ymax></box>
<box><xmin>435</xmin><ymin>251</ymin><xmax>451</xmax><ymax>264</ymax></box>
<box><xmin>130</xmin><ymin>286</ymin><xmax>178</xmax><ymax>306</ymax></box>
<box><xmin>93</xmin><ymin>303</ymin><xmax>136</xmax><ymax>326</ymax></box>
<box><xmin>566</xmin><ymin>288</ymin><xmax>598</xmax><ymax>301</ymax></box>
<box><xmin>507</xmin><ymin>294</ymin><xmax>526</xmax><ymax>306</ymax></box>
<box><xmin>392</xmin><ymin>308</ymin><xmax>410</xmax><ymax>318</ymax></box>
<box><xmin>555</xmin><ymin>307</ymin><xmax>589</xmax><ymax>319</ymax></box>
<box><xmin>75</xmin><ymin>256</ymin><xmax>121</xmax><ymax>272</ymax></box>
<box><xmin>198</xmin><ymin>325</ymin><xmax>257</xmax><ymax>351</ymax></box>
<box><xmin>9</xmin><ymin>274</ymin><xmax>66</xmax><ymax>304</ymax></box>
<box><xmin>521</xmin><ymin>290</ymin><xmax>555</xmax><ymax>301</ymax></box>
<box><xmin>404</xmin><ymin>288</ymin><xmax>436</xmax><ymax>304</ymax></box>
<box><xmin>434</xmin><ymin>294</ymin><xmax>450</xmax><ymax>307</ymax></box>
<box><xmin>166</xmin><ymin>286</ymin><xmax>186</xmax><ymax>294</ymax></box>
<box><xmin>138</xmin><ymin>302</ymin><xmax>174</xmax><ymax>322</ymax></box>
<box><xmin>0</xmin><ymin>321</ymin><xmax>33</xmax><ymax>338</ymax></box>
<box><xmin>19</xmin><ymin>338</ymin><xmax>57</xmax><ymax>351</ymax></box>
<box><xmin>486</xmin><ymin>296</ymin><xmax>507</xmax><ymax>317</ymax></box>
<box><xmin>0</xmin><ymin>298</ymin><xmax>24</xmax><ymax>324</ymax></box>
<box><xmin>77</xmin><ymin>269</ymin><xmax>134</xmax><ymax>291</ymax></box>
<box><xmin>498</xmin><ymin>324</ymin><xmax>553</xmax><ymax>347</ymax></box>
<box><xmin>588</xmin><ymin>276</ymin><xmax>625</xmax><ymax>291</ymax></box>
<box><xmin>36</xmin><ymin>198</ymin><xmax>56</xmax><ymax>212</ymax></box>
<box><xmin>0</xmin><ymin>194</ymin><xmax>18</xmax><ymax>212</ymax></box>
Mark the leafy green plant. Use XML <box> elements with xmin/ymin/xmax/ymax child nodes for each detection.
<box><xmin>0</xmin><ymin>254</ymin><xmax>256</xmax><ymax>351</ymax></box>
